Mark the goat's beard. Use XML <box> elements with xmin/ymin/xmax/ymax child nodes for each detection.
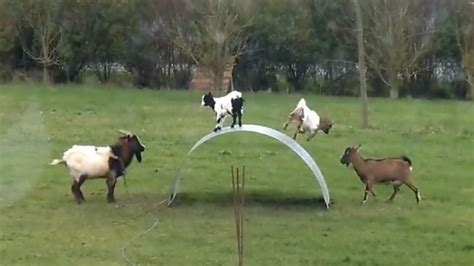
<box><xmin>135</xmin><ymin>151</ymin><xmax>142</xmax><ymax>163</ymax></box>
<box><xmin>341</xmin><ymin>161</ymin><xmax>350</xmax><ymax>167</ymax></box>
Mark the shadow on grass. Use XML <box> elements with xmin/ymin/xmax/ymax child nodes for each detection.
<box><xmin>173</xmin><ymin>190</ymin><xmax>329</xmax><ymax>210</ymax></box>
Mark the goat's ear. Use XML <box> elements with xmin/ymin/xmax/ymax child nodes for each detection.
<box><xmin>356</xmin><ymin>144</ymin><xmax>361</xmax><ymax>150</ymax></box>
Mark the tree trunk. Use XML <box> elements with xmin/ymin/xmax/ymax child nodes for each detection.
<box><xmin>466</xmin><ymin>3</ymin><xmax>474</xmax><ymax>101</ymax></box>
<box><xmin>352</xmin><ymin>0</ymin><xmax>369</xmax><ymax>129</ymax></box>
<box><xmin>388</xmin><ymin>70</ymin><xmax>399</xmax><ymax>99</ymax></box>
<box><xmin>42</xmin><ymin>65</ymin><xmax>50</xmax><ymax>84</ymax></box>
<box><xmin>467</xmin><ymin>71</ymin><xmax>474</xmax><ymax>101</ymax></box>
<box><xmin>389</xmin><ymin>83</ymin><xmax>399</xmax><ymax>99</ymax></box>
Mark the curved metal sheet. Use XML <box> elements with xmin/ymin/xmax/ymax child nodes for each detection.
<box><xmin>188</xmin><ymin>124</ymin><xmax>331</xmax><ymax>208</ymax></box>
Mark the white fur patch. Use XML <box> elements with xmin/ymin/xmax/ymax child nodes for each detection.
<box><xmin>291</xmin><ymin>98</ymin><xmax>321</xmax><ymax>136</ymax></box>
<box><xmin>209</xmin><ymin>91</ymin><xmax>243</xmax><ymax>128</ymax></box>
<box><xmin>61</xmin><ymin>145</ymin><xmax>114</xmax><ymax>178</ymax></box>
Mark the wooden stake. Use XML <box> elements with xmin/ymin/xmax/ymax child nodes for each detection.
<box><xmin>231</xmin><ymin>165</ymin><xmax>245</xmax><ymax>266</ymax></box>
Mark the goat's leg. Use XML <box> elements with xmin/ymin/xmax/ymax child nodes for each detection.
<box><xmin>369</xmin><ymin>189</ymin><xmax>376</xmax><ymax>198</ymax></box>
<box><xmin>293</xmin><ymin>123</ymin><xmax>303</xmax><ymax>140</ymax></box>
<box><xmin>361</xmin><ymin>184</ymin><xmax>373</xmax><ymax>204</ymax></box>
<box><xmin>294</xmin><ymin>116</ymin><xmax>306</xmax><ymax>139</ymax></box>
<box><xmin>293</xmin><ymin>127</ymin><xmax>299</xmax><ymax>139</ymax></box>
<box><xmin>70</xmin><ymin>172</ymin><xmax>79</xmax><ymax>203</ymax></box>
<box><xmin>71</xmin><ymin>181</ymin><xmax>81</xmax><ymax>204</ymax></box>
<box><xmin>76</xmin><ymin>174</ymin><xmax>87</xmax><ymax>201</ymax></box>
<box><xmin>71</xmin><ymin>174</ymin><xmax>86</xmax><ymax>204</ymax></box>
<box><xmin>403</xmin><ymin>180</ymin><xmax>421</xmax><ymax>204</ymax></box>
<box><xmin>106</xmin><ymin>176</ymin><xmax>117</xmax><ymax>203</ymax></box>
<box><xmin>237</xmin><ymin>111</ymin><xmax>242</xmax><ymax>127</ymax></box>
<box><xmin>387</xmin><ymin>184</ymin><xmax>401</xmax><ymax>202</ymax></box>
<box><xmin>231</xmin><ymin>113</ymin><xmax>237</xmax><ymax>128</ymax></box>
<box><xmin>214</xmin><ymin>115</ymin><xmax>223</xmax><ymax>132</ymax></box>
<box><xmin>283</xmin><ymin>116</ymin><xmax>293</xmax><ymax>130</ymax></box>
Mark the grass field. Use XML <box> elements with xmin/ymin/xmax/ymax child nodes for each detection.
<box><xmin>0</xmin><ymin>83</ymin><xmax>473</xmax><ymax>265</ymax></box>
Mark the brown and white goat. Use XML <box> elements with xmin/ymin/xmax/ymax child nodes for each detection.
<box><xmin>339</xmin><ymin>145</ymin><xmax>421</xmax><ymax>204</ymax></box>
<box><xmin>50</xmin><ymin>130</ymin><xmax>145</xmax><ymax>204</ymax></box>
<box><xmin>283</xmin><ymin>98</ymin><xmax>332</xmax><ymax>141</ymax></box>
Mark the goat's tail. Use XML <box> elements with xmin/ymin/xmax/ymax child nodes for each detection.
<box><xmin>401</xmin><ymin>156</ymin><xmax>412</xmax><ymax>168</ymax></box>
<box><xmin>296</xmin><ymin>98</ymin><xmax>306</xmax><ymax>109</ymax></box>
<box><xmin>50</xmin><ymin>158</ymin><xmax>66</xmax><ymax>166</ymax></box>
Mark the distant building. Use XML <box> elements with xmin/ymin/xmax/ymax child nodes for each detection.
<box><xmin>190</xmin><ymin>56</ymin><xmax>235</xmax><ymax>93</ymax></box>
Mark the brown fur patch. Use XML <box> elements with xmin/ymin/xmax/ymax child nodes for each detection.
<box><xmin>319</xmin><ymin>117</ymin><xmax>333</xmax><ymax>134</ymax></box>
<box><xmin>108</xmin><ymin>157</ymin><xmax>125</xmax><ymax>177</ymax></box>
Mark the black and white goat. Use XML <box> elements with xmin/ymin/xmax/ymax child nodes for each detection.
<box><xmin>201</xmin><ymin>91</ymin><xmax>244</xmax><ymax>132</ymax></box>
<box><xmin>283</xmin><ymin>98</ymin><xmax>332</xmax><ymax>141</ymax></box>
<box><xmin>340</xmin><ymin>145</ymin><xmax>421</xmax><ymax>204</ymax></box>
<box><xmin>50</xmin><ymin>130</ymin><xmax>145</xmax><ymax>204</ymax></box>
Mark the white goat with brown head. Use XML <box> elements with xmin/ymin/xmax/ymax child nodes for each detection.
<box><xmin>283</xmin><ymin>98</ymin><xmax>332</xmax><ymax>141</ymax></box>
<box><xmin>340</xmin><ymin>145</ymin><xmax>421</xmax><ymax>204</ymax></box>
<box><xmin>50</xmin><ymin>130</ymin><xmax>146</xmax><ymax>204</ymax></box>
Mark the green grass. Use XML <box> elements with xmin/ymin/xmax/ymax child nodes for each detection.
<box><xmin>0</xmin><ymin>83</ymin><xmax>473</xmax><ymax>265</ymax></box>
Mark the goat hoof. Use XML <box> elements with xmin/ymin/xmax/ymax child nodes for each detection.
<box><xmin>107</xmin><ymin>198</ymin><xmax>116</xmax><ymax>203</ymax></box>
<box><xmin>231</xmin><ymin>125</ymin><xmax>235</xmax><ymax>128</ymax></box>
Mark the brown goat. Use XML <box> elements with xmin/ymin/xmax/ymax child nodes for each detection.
<box><xmin>340</xmin><ymin>145</ymin><xmax>421</xmax><ymax>204</ymax></box>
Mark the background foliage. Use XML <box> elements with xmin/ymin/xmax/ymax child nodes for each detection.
<box><xmin>0</xmin><ymin>0</ymin><xmax>473</xmax><ymax>99</ymax></box>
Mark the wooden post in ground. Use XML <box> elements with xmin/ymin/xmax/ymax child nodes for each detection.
<box><xmin>231</xmin><ymin>165</ymin><xmax>245</xmax><ymax>266</ymax></box>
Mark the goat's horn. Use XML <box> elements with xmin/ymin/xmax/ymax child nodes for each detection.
<box><xmin>118</xmin><ymin>129</ymin><xmax>132</xmax><ymax>136</ymax></box>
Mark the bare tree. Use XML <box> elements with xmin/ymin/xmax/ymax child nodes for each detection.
<box><xmin>172</xmin><ymin>0</ymin><xmax>253</xmax><ymax>94</ymax></box>
<box><xmin>456</xmin><ymin>0</ymin><xmax>474</xmax><ymax>100</ymax></box>
<box><xmin>15</xmin><ymin>0</ymin><xmax>63</xmax><ymax>83</ymax></box>
<box><xmin>0</xmin><ymin>1</ymin><xmax>16</xmax><ymax>81</ymax></box>
<box><xmin>352</xmin><ymin>0</ymin><xmax>369</xmax><ymax>128</ymax></box>
<box><xmin>362</xmin><ymin>0</ymin><xmax>434</xmax><ymax>99</ymax></box>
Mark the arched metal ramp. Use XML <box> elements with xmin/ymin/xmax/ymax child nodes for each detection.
<box><xmin>168</xmin><ymin>124</ymin><xmax>331</xmax><ymax>208</ymax></box>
